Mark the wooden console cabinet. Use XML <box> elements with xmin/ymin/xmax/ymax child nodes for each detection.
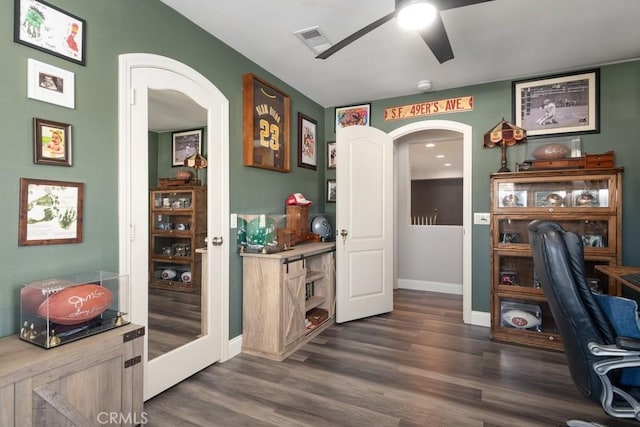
<box><xmin>490</xmin><ymin>168</ymin><xmax>623</xmax><ymax>351</ymax></box>
<box><xmin>240</xmin><ymin>242</ymin><xmax>336</xmax><ymax>360</ymax></box>
<box><xmin>149</xmin><ymin>186</ymin><xmax>207</xmax><ymax>293</ymax></box>
<box><xmin>0</xmin><ymin>323</ymin><xmax>145</xmax><ymax>426</ymax></box>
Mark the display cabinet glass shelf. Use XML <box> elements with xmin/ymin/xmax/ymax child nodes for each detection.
<box><xmin>490</xmin><ymin>168</ymin><xmax>623</xmax><ymax>351</ymax></box>
<box><xmin>149</xmin><ymin>186</ymin><xmax>206</xmax><ymax>293</ymax></box>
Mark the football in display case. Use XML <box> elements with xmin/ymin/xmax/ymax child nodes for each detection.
<box><xmin>237</xmin><ymin>214</ymin><xmax>287</xmax><ymax>253</ymax></box>
<box><xmin>20</xmin><ymin>271</ymin><xmax>130</xmax><ymax>349</ymax></box>
<box><xmin>500</xmin><ymin>301</ymin><xmax>542</xmax><ymax>331</ymax></box>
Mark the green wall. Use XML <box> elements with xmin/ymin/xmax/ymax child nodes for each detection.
<box><xmin>0</xmin><ymin>0</ymin><xmax>326</xmax><ymax>337</ymax></box>
<box><xmin>2</xmin><ymin>0</ymin><xmax>639</xmax><ymax>339</ymax></box>
<box><xmin>324</xmin><ymin>63</ymin><xmax>640</xmax><ymax>312</ymax></box>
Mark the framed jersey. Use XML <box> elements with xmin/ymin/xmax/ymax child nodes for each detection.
<box><xmin>242</xmin><ymin>73</ymin><xmax>291</xmax><ymax>172</ymax></box>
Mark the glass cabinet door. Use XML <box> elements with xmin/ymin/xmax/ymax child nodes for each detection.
<box><xmin>494</xmin><ymin>176</ymin><xmax>613</xmax><ymax>211</ymax></box>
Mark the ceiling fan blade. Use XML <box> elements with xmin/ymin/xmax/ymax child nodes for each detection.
<box><xmin>316</xmin><ymin>11</ymin><xmax>396</xmax><ymax>60</ymax></box>
<box><xmin>418</xmin><ymin>13</ymin><xmax>454</xmax><ymax>63</ymax></box>
<box><xmin>438</xmin><ymin>0</ymin><xmax>493</xmax><ymax>11</ymax></box>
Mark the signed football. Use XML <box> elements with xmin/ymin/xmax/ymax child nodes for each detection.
<box><xmin>21</xmin><ymin>279</ymin><xmax>75</xmax><ymax>315</ymax></box>
<box><xmin>502</xmin><ymin>309</ymin><xmax>541</xmax><ymax>329</ymax></box>
<box><xmin>531</xmin><ymin>143</ymin><xmax>571</xmax><ymax>160</ymax></box>
<box><xmin>37</xmin><ymin>284</ymin><xmax>113</xmax><ymax>325</ymax></box>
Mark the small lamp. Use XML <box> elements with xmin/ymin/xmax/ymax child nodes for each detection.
<box><xmin>184</xmin><ymin>152</ymin><xmax>207</xmax><ymax>185</ymax></box>
<box><xmin>483</xmin><ymin>118</ymin><xmax>527</xmax><ymax>172</ymax></box>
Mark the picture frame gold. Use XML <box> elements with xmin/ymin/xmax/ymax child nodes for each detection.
<box><xmin>19</xmin><ymin>178</ymin><xmax>84</xmax><ymax>246</ymax></box>
<box><xmin>242</xmin><ymin>73</ymin><xmax>290</xmax><ymax>172</ymax></box>
<box><xmin>33</xmin><ymin>117</ymin><xmax>72</xmax><ymax>166</ymax></box>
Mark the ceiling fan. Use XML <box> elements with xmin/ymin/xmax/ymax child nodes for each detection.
<box><xmin>316</xmin><ymin>0</ymin><xmax>493</xmax><ymax>64</ymax></box>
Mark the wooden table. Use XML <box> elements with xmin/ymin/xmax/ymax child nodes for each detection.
<box><xmin>595</xmin><ymin>265</ymin><xmax>640</xmax><ymax>295</ymax></box>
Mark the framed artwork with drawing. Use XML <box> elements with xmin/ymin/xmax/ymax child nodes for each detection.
<box><xmin>335</xmin><ymin>103</ymin><xmax>370</xmax><ymax>130</ymax></box>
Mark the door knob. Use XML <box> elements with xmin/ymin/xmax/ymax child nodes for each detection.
<box><xmin>211</xmin><ymin>236</ymin><xmax>223</xmax><ymax>246</ymax></box>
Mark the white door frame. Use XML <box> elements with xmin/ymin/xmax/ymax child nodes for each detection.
<box><xmin>118</xmin><ymin>53</ymin><xmax>230</xmax><ymax>398</ymax></box>
<box><xmin>389</xmin><ymin>120</ymin><xmax>473</xmax><ymax>324</ymax></box>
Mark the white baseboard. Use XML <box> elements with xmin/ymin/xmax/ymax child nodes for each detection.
<box><xmin>471</xmin><ymin>310</ymin><xmax>491</xmax><ymax>328</ymax></box>
<box><xmin>397</xmin><ymin>279</ymin><xmax>462</xmax><ymax>295</ymax></box>
<box><xmin>227</xmin><ymin>335</ymin><xmax>242</xmax><ymax>359</ymax></box>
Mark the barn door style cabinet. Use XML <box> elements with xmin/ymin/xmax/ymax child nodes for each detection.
<box><xmin>149</xmin><ymin>186</ymin><xmax>207</xmax><ymax>293</ymax></box>
<box><xmin>0</xmin><ymin>323</ymin><xmax>145</xmax><ymax>426</ymax></box>
<box><xmin>240</xmin><ymin>242</ymin><xmax>336</xmax><ymax>360</ymax></box>
<box><xmin>490</xmin><ymin>168</ymin><xmax>623</xmax><ymax>351</ymax></box>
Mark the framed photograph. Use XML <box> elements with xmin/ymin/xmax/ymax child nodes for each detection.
<box><xmin>326</xmin><ymin>179</ymin><xmax>336</xmax><ymax>203</ymax></box>
<box><xmin>27</xmin><ymin>58</ymin><xmax>75</xmax><ymax>109</ymax></box>
<box><xmin>335</xmin><ymin>103</ymin><xmax>371</xmax><ymax>129</ymax></box>
<box><xmin>297</xmin><ymin>112</ymin><xmax>317</xmax><ymax>170</ymax></box>
<box><xmin>512</xmin><ymin>69</ymin><xmax>599</xmax><ymax>138</ymax></box>
<box><xmin>14</xmin><ymin>0</ymin><xmax>86</xmax><ymax>65</ymax></box>
<box><xmin>172</xmin><ymin>128</ymin><xmax>203</xmax><ymax>166</ymax></box>
<box><xmin>33</xmin><ymin>117</ymin><xmax>72</xmax><ymax>166</ymax></box>
<box><xmin>242</xmin><ymin>73</ymin><xmax>291</xmax><ymax>172</ymax></box>
<box><xmin>19</xmin><ymin>178</ymin><xmax>84</xmax><ymax>246</ymax></box>
<box><xmin>327</xmin><ymin>141</ymin><xmax>336</xmax><ymax>169</ymax></box>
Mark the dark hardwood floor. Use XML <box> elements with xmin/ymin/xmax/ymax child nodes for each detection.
<box><xmin>144</xmin><ymin>290</ymin><xmax>638</xmax><ymax>426</ymax></box>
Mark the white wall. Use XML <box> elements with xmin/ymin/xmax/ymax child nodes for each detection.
<box><xmin>396</xmin><ymin>138</ymin><xmax>463</xmax><ymax>294</ymax></box>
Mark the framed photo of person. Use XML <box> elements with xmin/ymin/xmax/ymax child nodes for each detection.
<box><xmin>172</xmin><ymin>128</ymin><xmax>203</xmax><ymax>166</ymax></box>
<box><xmin>297</xmin><ymin>112</ymin><xmax>317</xmax><ymax>170</ymax></box>
<box><xmin>512</xmin><ymin>69</ymin><xmax>600</xmax><ymax>138</ymax></box>
<box><xmin>33</xmin><ymin>117</ymin><xmax>72</xmax><ymax>166</ymax></box>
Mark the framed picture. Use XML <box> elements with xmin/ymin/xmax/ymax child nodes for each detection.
<box><xmin>242</xmin><ymin>73</ymin><xmax>291</xmax><ymax>172</ymax></box>
<box><xmin>297</xmin><ymin>112</ymin><xmax>317</xmax><ymax>170</ymax></box>
<box><xmin>335</xmin><ymin>103</ymin><xmax>371</xmax><ymax>129</ymax></box>
<box><xmin>172</xmin><ymin>128</ymin><xmax>203</xmax><ymax>167</ymax></box>
<box><xmin>327</xmin><ymin>141</ymin><xmax>336</xmax><ymax>169</ymax></box>
<box><xmin>19</xmin><ymin>178</ymin><xmax>84</xmax><ymax>246</ymax></box>
<box><xmin>14</xmin><ymin>0</ymin><xmax>86</xmax><ymax>65</ymax></box>
<box><xmin>326</xmin><ymin>179</ymin><xmax>336</xmax><ymax>203</ymax></box>
<box><xmin>27</xmin><ymin>58</ymin><xmax>75</xmax><ymax>109</ymax></box>
<box><xmin>512</xmin><ymin>69</ymin><xmax>600</xmax><ymax>138</ymax></box>
<box><xmin>33</xmin><ymin>117</ymin><xmax>72</xmax><ymax>166</ymax></box>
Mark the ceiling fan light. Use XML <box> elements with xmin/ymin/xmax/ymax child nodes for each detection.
<box><xmin>397</xmin><ymin>1</ymin><xmax>437</xmax><ymax>30</ymax></box>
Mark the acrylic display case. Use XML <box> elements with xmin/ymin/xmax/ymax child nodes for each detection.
<box><xmin>237</xmin><ymin>214</ymin><xmax>288</xmax><ymax>253</ymax></box>
<box><xmin>20</xmin><ymin>271</ymin><xmax>129</xmax><ymax>349</ymax></box>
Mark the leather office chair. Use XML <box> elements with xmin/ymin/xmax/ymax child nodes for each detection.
<box><xmin>528</xmin><ymin>220</ymin><xmax>640</xmax><ymax>422</ymax></box>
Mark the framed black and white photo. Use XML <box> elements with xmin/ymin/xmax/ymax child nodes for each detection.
<box><xmin>172</xmin><ymin>128</ymin><xmax>203</xmax><ymax>167</ymax></box>
<box><xmin>326</xmin><ymin>179</ymin><xmax>336</xmax><ymax>203</ymax></box>
<box><xmin>512</xmin><ymin>69</ymin><xmax>599</xmax><ymax>138</ymax></box>
<box><xmin>327</xmin><ymin>141</ymin><xmax>336</xmax><ymax>169</ymax></box>
<box><xmin>27</xmin><ymin>58</ymin><xmax>75</xmax><ymax>109</ymax></box>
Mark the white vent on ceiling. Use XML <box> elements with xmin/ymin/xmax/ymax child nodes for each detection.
<box><xmin>294</xmin><ymin>26</ymin><xmax>332</xmax><ymax>55</ymax></box>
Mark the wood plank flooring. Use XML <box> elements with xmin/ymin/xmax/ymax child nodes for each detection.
<box><xmin>144</xmin><ymin>290</ymin><xmax>638</xmax><ymax>426</ymax></box>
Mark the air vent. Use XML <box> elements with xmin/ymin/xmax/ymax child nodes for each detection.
<box><xmin>294</xmin><ymin>26</ymin><xmax>332</xmax><ymax>55</ymax></box>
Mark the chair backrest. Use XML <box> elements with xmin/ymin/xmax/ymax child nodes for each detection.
<box><xmin>528</xmin><ymin>220</ymin><xmax>617</xmax><ymax>402</ymax></box>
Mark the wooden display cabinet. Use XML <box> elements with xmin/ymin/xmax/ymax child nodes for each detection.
<box><xmin>240</xmin><ymin>242</ymin><xmax>336</xmax><ymax>361</ymax></box>
<box><xmin>149</xmin><ymin>186</ymin><xmax>207</xmax><ymax>293</ymax></box>
<box><xmin>490</xmin><ymin>168</ymin><xmax>623</xmax><ymax>351</ymax></box>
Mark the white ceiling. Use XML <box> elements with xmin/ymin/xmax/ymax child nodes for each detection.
<box><xmin>159</xmin><ymin>0</ymin><xmax>640</xmax><ymax>108</ymax></box>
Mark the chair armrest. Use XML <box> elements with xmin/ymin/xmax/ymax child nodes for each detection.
<box><xmin>617</xmin><ymin>336</ymin><xmax>640</xmax><ymax>351</ymax></box>
<box><xmin>588</xmin><ymin>341</ymin><xmax>640</xmax><ymax>357</ymax></box>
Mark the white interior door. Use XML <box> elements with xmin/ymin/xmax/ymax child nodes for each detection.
<box><xmin>336</xmin><ymin>125</ymin><xmax>394</xmax><ymax>323</ymax></box>
<box><xmin>119</xmin><ymin>54</ymin><xmax>229</xmax><ymax>400</ymax></box>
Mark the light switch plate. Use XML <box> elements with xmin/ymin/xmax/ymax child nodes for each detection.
<box><xmin>230</xmin><ymin>213</ymin><xmax>237</xmax><ymax>229</ymax></box>
<box><xmin>474</xmin><ymin>212</ymin><xmax>490</xmax><ymax>225</ymax></box>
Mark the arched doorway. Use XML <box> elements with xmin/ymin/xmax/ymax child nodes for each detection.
<box><xmin>389</xmin><ymin>120</ymin><xmax>473</xmax><ymax>324</ymax></box>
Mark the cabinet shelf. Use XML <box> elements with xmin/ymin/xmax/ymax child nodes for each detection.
<box><xmin>149</xmin><ymin>186</ymin><xmax>206</xmax><ymax>294</ymax></box>
<box><xmin>490</xmin><ymin>168</ymin><xmax>623</xmax><ymax>351</ymax></box>
<box><xmin>240</xmin><ymin>242</ymin><xmax>336</xmax><ymax>361</ymax></box>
